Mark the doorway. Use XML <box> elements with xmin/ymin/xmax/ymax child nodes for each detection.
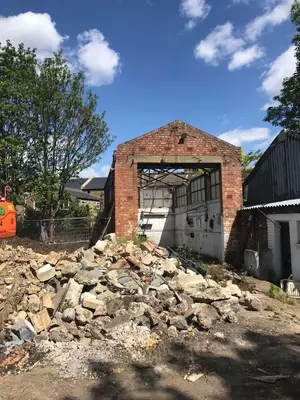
<box><xmin>280</xmin><ymin>221</ymin><xmax>292</xmax><ymax>279</ymax></box>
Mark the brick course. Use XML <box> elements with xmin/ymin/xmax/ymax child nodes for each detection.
<box><xmin>113</xmin><ymin>120</ymin><xmax>243</xmax><ymax>256</ymax></box>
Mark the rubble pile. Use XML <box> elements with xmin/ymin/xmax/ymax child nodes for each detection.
<box><xmin>0</xmin><ymin>235</ymin><xmax>263</xmax><ymax>350</ymax></box>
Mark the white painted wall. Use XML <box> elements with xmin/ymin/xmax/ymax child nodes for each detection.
<box><xmin>267</xmin><ymin>213</ymin><xmax>300</xmax><ymax>280</ymax></box>
<box><xmin>174</xmin><ymin>199</ymin><xmax>223</xmax><ymax>261</ymax></box>
<box><xmin>138</xmin><ymin>208</ymin><xmax>175</xmax><ymax>247</ymax></box>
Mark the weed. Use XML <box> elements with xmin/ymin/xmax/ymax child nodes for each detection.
<box><xmin>268</xmin><ymin>284</ymin><xmax>296</xmax><ymax>305</ymax></box>
<box><xmin>59</xmin><ymin>299</ymin><xmax>74</xmax><ymax>312</ymax></box>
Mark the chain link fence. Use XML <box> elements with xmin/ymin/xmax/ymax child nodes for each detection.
<box><xmin>17</xmin><ymin>216</ymin><xmax>109</xmax><ymax>244</ymax></box>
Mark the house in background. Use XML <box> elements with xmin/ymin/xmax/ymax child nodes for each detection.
<box><xmin>65</xmin><ymin>177</ymin><xmax>107</xmax><ymax>211</ymax></box>
<box><xmin>242</xmin><ymin>130</ymin><xmax>300</xmax><ymax>284</ymax></box>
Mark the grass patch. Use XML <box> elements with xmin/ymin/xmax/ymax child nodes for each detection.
<box><xmin>268</xmin><ymin>284</ymin><xmax>296</xmax><ymax>305</ymax></box>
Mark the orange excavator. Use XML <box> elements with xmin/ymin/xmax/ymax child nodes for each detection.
<box><xmin>0</xmin><ymin>185</ymin><xmax>16</xmax><ymax>238</ymax></box>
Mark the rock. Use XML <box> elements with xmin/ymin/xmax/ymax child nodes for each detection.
<box><xmin>62</xmin><ymin>308</ymin><xmax>76</xmax><ymax>322</ymax></box>
<box><xmin>149</xmin><ymin>275</ymin><xmax>165</xmax><ymax>288</ymax></box>
<box><xmin>105</xmin><ymin>270</ymin><xmax>123</xmax><ymax>288</ymax></box>
<box><xmin>212</xmin><ymin>297</ymin><xmax>240</xmax><ymax>322</ymax></box>
<box><xmin>64</xmin><ymin>278</ymin><xmax>83</xmax><ymax>307</ymax></box>
<box><xmin>214</xmin><ymin>332</ymin><xmax>225</xmax><ymax>341</ymax></box>
<box><xmin>94</xmin><ymin>301</ymin><xmax>107</xmax><ymax>317</ymax></box>
<box><xmin>239</xmin><ymin>291</ymin><xmax>252</xmax><ymax>306</ymax></box>
<box><xmin>75</xmin><ymin>305</ymin><xmax>93</xmax><ymax>326</ymax></box>
<box><xmin>118</xmin><ymin>271</ymin><xmax>140</xmax><ymax>290</ymax></box>
<box><xmin>26</xmin><ymin>284</ymin><xmax>41</xmax><ymax>295</ymax></box>
<box><xmin>14</xmin><ymin>311</ymin><xmax>27</xmax><ymax>321</ymax></box>
<box><xmin>83</xmin><ymin>295</ymin><xmax>105</xmax><ymax>311</ymax></box>
<box><xmin>145</xmin><ymin>308</ymin><xmax>161</xmax><ymax>327</ymax></box>
<box><xmin>178</xmin><ymin>274</ymin><xmax>208</xmax><ymax>295</ymax></box>
<box><xmin>97</xmin><ymin>290</ymin><xmax>119</xmax><ymax>302</ymax></box>
<box><xmin>93</xmin><ymin>240</ymin><xmax>108</xmax><ymax>254</ymax></box>
<box><xmin>226</xmin><ymin>281</ymin><xmax>242</xmax><ymax>298</ymax></box>
<box><xmin>169</xmin><ymin>299</ymin><xmax>189</xmax><ymax>316</ymax></box>
<box><xmin>49</xmin><ymin>326</ymin><xmax>73</xmax><ymax>342</ymax></box>
<box><xmin>61</xmin><ymin>263</ymin><xmax>80</xmax><ymax>278</ymax></box>
<box><xmin>167</xmin><ymin>325</ymin><xmax>178</xmax><ymax>338</ymax></box>
<box><xmin>159</xmin><ymin>259</ymin><xmax>177</xmax><ymax>278</ymax></box>
<box><xmin>27</xmin><ymin>294</ymin><xmax>41</xmax><ymax>313</ymax></box>
<box><xmin>42</xmin><ymin>293</ymin><xmax>54</xmax><ymax>311</ymax></box>
<box><xmin>45</xmin><ymin>251</ymin><xmax>60</xmax><ymax>266</ymax></box>
<box><xmin>206</xmin><ymin>278</ymin><xmax>219</xmax><ymax>288</ymax></box>
<box><xmin>103</xmin><ymin>313</ymin><xmax>131</xmax><ymax>333</ymax></box>
<box><xmin>160</xmin><ymin>310</ymin><xmax>169</xmax><ymax>324</ymax></box>
<box><xmin>30</xmin><ymin>309</ymin><xmax>52</xmax><ymax>333</ymax></box>
<box><xmin>73</xmin><ymin>270</ymin><xmax>99</xmax><ymax>286</ymax></box>
<box><xmin>106</xmin><ymin>298</ymin><xmax>125</xmax><ymax>316</ymax></box>
<box><xmin>12</xmin><ymin>319</ymin><xmax>37</xmax><ymax>342</ymax></box>
<box><xmin>4</xmin><ymin>276</ymin><xmax>13</xmax><ymax>285</ymax></box>
<box><xmin>191</xmin><ymin>287</ymin><xmax>231</xmax><ymax>303</ymax></box>
<box><xmin>35</xmin><ymin>331</ymin><xmax>50</xmax><ymax>341</ymax></box>
<box><xmin>36</xmin><ymin>264</ymin><xmax>56</xmax><ymax>282</ymax></box>
<box><xmin>142</xmin><ymin>253</ymin><xmax>156</xmax><ymax>266</ymax></box>
<box><xmin>91</xmin><ymin>283</ymin><xmax>108</xmax><ymax>295</ymax></box>
<box><xmin>247</xmin><ymin>296</ymin><xmax>263</xmax><ymax>312</ymax></box>
<box><xmin>128</xmin><ymin>302</ymin><xmax>148</xmax><ymax>318</ymax></box>
<box><xmin>109</xmin><ymin>258</ymin><xmax>128</xmax><ymax>270</ymax></box>
<box><xmin>195</xmin><ymin>304</ymin><xmax>219</xmax><ymax>330</ymax></box>
<box><xmin>136</xmin><ymin>315</ymin><xmax>151</xmax><ymax>328</ymax></box>
<box><xmin>104</xmin><ymin>233</ymin><xmax>116</xmax><ymax>242</ymax></box>
<box><xmin>79</xmin><ymin>248</ymin><xmax>95</xmax><ymax>264</ymax></box>
<box><xmin>29</xmin><ymin>260</ymin><xmax>39</xmax><ymax>271</ymax></box>
<box><xmin>169</xmin><ymin>315</ymin><xmax>189</xmax><ymax>330</ymax></box>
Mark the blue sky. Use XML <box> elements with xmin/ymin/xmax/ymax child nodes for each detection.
<box><xmin>0</xmin><ymin>0</ymin><xmax>296</xmax><ymax>177</ymax></box>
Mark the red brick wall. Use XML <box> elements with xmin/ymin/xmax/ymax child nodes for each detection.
<box><xmin>113</xmin><ymin>120</ymin><xmax>243</xmax><ymax>257</ymax></box>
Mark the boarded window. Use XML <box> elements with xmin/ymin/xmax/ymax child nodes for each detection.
<box><xmin>189</xmin><ymin>176</ymin><xmax>205</xmax><ymax>204</ymax></box>
<box><xmin>175</xmin><ymin>185</ymin><xmax>187</xmax><ymax>207</ymax></box>
<box><xmin>140</xmin><ymin>187</ymin><xmax>173</xmax><ymax>208</ymax></box>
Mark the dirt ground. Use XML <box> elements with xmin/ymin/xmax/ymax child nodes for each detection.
<box><xmin>1</xmin><ymin>301</ymin><xmax>300</xmax><ymax>400</ymax></box>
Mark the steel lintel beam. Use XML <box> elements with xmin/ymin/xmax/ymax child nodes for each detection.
<box><xmin>129</xmin><ymin>155</ymin><xmax>223</xmax><ymax>164</ymax></box>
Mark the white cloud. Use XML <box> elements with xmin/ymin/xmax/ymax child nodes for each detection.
<box><xmin>77</xmin><ymin>29</ymin><xmax>120</xmax><ymax>86</ymax></box>
<box><xmin>252</xmin><ymin>133</ymin><xmax>277</xmax><ymax>150</ymax></box>
<box><xmin>194</xmin><ymin>22</ymin><xmax>244</xmax><ymax>65</ymax></box>
<box><xmin>219</xmin><ymin>127</ymin><xmax>271</xmax><ymax>146</ymax></box>
<box><xmin>260</xmin><ymin>45</ymin><xmax>296</xmax><ymax>107</ymax></box>
<box><xmin>100</xmin><ymin>164</ymin><xmax>111</xmax><ymax>176</ymax></box>
<box><xmin>180</xmin><ymin>0</ymin><xmax>211</xmax><ymax>30</ymax></box>
<box><xmin>0</xmin><ymin>12</ymin><xmax>66</xmax><ymax>59</ymax></box>
<box><xmin>246</xmin><ymin>0</ymin><xmax>294</xmax><ymax>41</ymax></box>
<box><xmin>79</xmin><ymin>166</ymin><xmax>100</xmax><ymax>178</ymax></box>
<box><xmin>228</xmin><ymin>45</ymin><xmax>264</xmax><ymax>70</ymax></box>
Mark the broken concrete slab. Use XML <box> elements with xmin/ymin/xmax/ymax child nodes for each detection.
<box><xmin>27</xmin><ymin>294</ymin><xmax>41</xmax><ymax>313</ymax></box>
<box><xmin>45</xmin><ymin>251</ymin><xmax>60</xmax><ymax>266</ymax></box>
<box><xmin>191</xmin><ymin>287</ymin><xmax>231</xmax><ymax>303</ymax></box>
<box><xmin>73</xmin><ymin>270</ymin><xmax>99</xmax><ymax>286</ymax></box>
<box><xmin>94</xmin><ymin>301</ymin><xmax>107</xmax><ymax>317</ymax></box>
<box><xmin>62</xmin><ymin>308</ymin><xmax>76</xmax><ymax>322</ymax></box>
<box><xmin>93</xmin><ymin>240</ymin><xmax>108</xmax><ymax>254</ymax></box>
<box><xmin>75</xmin><ymin>305</ymin><xmax>93</xmax><ymax>326</ymax></box>
<box><xmin>60</xmin><ymin>263</ymin><xmax>81</xmax><ymax>278</ymax></box>
<box><xmin>41</xmin><ymin>293</ymin><xmax>54</xmax><ymax>312</ymax></box>
<box><xmin>82</xmin><ymin>295</ymin><xmax>105</xmax><ymax>311</ymax></box>
<box><xmin>212</xmin><ymin>297</ymin><xmax>240</xmax><ymax>321</ymax></box>
<box><xmin>194</xmin><ymin>304</ymin><xmax>219</xmax><ymax>330</ymax></box>
<box><xmin>36</xmin><ymin>264</ymin><xmax>56</xmax><ymax>282</ymax></box>
<box><xmin>169</xmin><ymin>315</ymin><xmax>189</xmax><ymax>330</ymax></box>
<box><xmin>30</xmin><ymin>309</ymin><xmax>52</xmax><ymax>333</ymax></box>
<box><xmin>64</xmin><ymin>278</ymin><xmax>83</xmax><ymax>308</ymax></box>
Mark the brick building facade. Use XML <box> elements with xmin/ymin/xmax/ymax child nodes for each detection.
<box><xmin>109</xmin><ymin>121</ymin><xmax>243</xmax><ymax>259</ymax></box>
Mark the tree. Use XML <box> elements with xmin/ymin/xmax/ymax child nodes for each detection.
<box><xmin>0</xmin><ymin>42</ymin><xmax>113</xmax><ymax>221</ymax></box>
<box><xmin>264</xmin><ymin>1</ymin><xmax>300</xmax><ymax>130</ymax></box>
<box><xmin>242</xmin><ymin>149</ymin><xmax>263</xmax><ymax>180</ymax></box>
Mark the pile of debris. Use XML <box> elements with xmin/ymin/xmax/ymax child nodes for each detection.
<box><xmin>0</xmin><ymin>235</ymin><xmax>263</xmax><ymax>351</ymax></box>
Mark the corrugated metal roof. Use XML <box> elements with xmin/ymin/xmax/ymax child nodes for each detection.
<box><xmin>243</xmin><ymin>198</ymin><xmax>300</xmax><ymax>210</ymax></box>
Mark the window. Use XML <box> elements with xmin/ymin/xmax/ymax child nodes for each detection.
<box><xmin>175</xmin><ymin>185</ymin><xmax>187</xmax><ymax>207</ymax></box>
<box><xmin>210</xmin><ymin>170</ymin><xmax>220</xmax><ymax>200</ymax></box>
<box><xmin>141</xmin><ymin>187</ymin><xmax>173</xmax><ymax>208</ymax></box>
<box><xmin>189</xmin><ymin>176</ymin><xmax>205</xmax><ymax>204</ymax></box>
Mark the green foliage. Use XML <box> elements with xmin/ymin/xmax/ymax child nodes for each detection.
<box><xmin>242</xmin><ymin>148</ymin><xmax>263</xmax><ymax>180</ymax></box>
<box><xmin>268</xmin><ymin>284</ymin><xmax>295</xmax><ymax>305</ymax></box>
<box><xmin>0</xmin><ymin>41</ymin><xmax>114</xmax><ymax>217</ymax></box>
<box><xmin>264</xmin><ymin>1</ymin><xmax>300</xmax><ymax>130</ymax></box>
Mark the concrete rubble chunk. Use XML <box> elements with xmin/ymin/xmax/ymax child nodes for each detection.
<box><xmin>27</xmin><ymin>294</ymin><xmax>41</xmax><ymax>313</ymax></box>
<box><xmin>169</xmin><ymin>315</ymin><xmax>189</xmax><ymax>330</ymax></box>
<box><xmin>195</xmin><ymin>304</ymin><xmax>219</xmax><ymax>330</ymax></box>
<box><xmin>94</xmin><ymin>301</ymin><xmax>107</xmax><ymax>317</ymax></box>
<box><xmin>145</xmin><ymin>308</ymin><xmax>161</xmax><ymax>327</ymax></box>
<box><xmin>159</xmin><ymin>259</ymin><xmax>178</xmax><ymax>278</ymax></box>
<box><xmin>30</xmin><ymin>309</ymin><xmax>52</xmax><ymax>333</ymax></box>
<box><xmin>212</xmin><ymin>297</ymin><xmax>240</xmax><ymax>322</ymax></box>
<box><xmin>73</xmin><ymin>270</ymin><xmax>99</xmax><ymax>286</ymax></box>
<box><xmin>41</xmin><ymin>293</ymin><xmax>54</xmax><ymax>313</ymax></box>
<box><xmin>167</xmin><ymin>325</ymin><xmax>178</xmax><ymax>338</ymax></box>
<box><xmin>178</xmin><ymin>273</ymin><xmax>208</xmax><ymax>295</ymax></box>
<box><xmin>247</xmin><ymin>295</ymin><xmax>263</xmax><ymax>312</ymax></box>
<box><xmin>45</xmin><ymin>251</ymin><xmax>60</xmax><ymax>266</ymax></box>
<box><xmin>106</xmin><ymin>298</ymin><xmax>125</xmax><ymax>316</ymax></box>
<box><xmin>36</xmin><ymin>264</ymin><xmax>56</xmax><ymax>282</ymax></box>
<box><xmin>128</xmin><ymin>302</ymin><xmax>148</xmax><ymax>318</ymax></box>
<box><xmin>93</xmin><ymin>240</ymin><xmax>108</xmax><ymax>254</ymax></box>
<box><xmin>104</xmin><ymin>233</ymin><xmax>116</xmax><ymax>242</ymax></box>
<box><xmin>60</xmin><ymin>263</ymin><xmax>81</xmax><ymax>278</ymax></box>
<box><xmin>75</xmin><ymin>305</ymin><xmax>93</xmax><ymax>326</ymax></box>
<box><xmin>49</xmin><ymin>326</ymin><xmax>74</xmax><ymax>342</ymax></box>
<box><xmin>62</xmin><ymin>307</ymin><xmax>76</xmax><ymax>322</ymax></box>
<box><xmin>142</xmin><ymin>253</ymin><xmax>156</xmax><ymax>266</ymax></box>
<box><xmin>226</xmin><ymin>281</ymin><xmax>242</xmax><ymax>298</ymax></box>
<box><xmin>64</xmin><ymin>278</ymin><xmax>84</xmax><ymax>307</ymax></box>
<box><xmin>191</xmin><ymin>287</ymin><xmax>231</xmax><ymax>303</ymax></box>
<box><xmin>109</xmin><ymin>258</ymin><xmax>128</xmax><ymax>270</ymax></box>
<box><xmin>12</xmin><ymin>319</ymin><xmax>37</xmax><ymax>342</ymax></box>
<box><xmin>82</xmin><ymin>295</ymin><xmax>105</xmax><ymax>311</ymax></box>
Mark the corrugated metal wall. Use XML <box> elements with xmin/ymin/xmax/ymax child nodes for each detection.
<box><xmin>246</xmin><ymin>134</ymin><xmax>300</xmax><ymax>205</ymax></box>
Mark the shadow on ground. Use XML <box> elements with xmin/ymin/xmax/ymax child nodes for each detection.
<box><xmin>62</xmin><ymin>330</ymin><xmax>300</xmax><ymax>400</ymax></box>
